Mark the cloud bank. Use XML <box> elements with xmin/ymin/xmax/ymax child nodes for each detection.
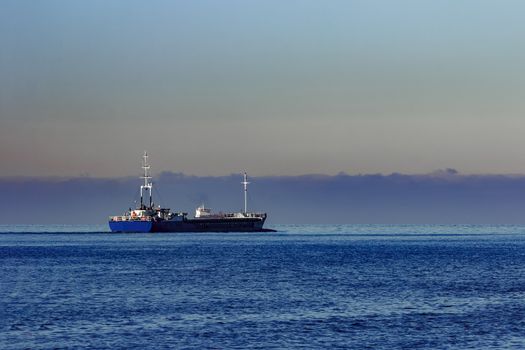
<box><xmin>2</xmin><ymin>170</ymin><xmax>525</xmax><ymax>225</ymax></box>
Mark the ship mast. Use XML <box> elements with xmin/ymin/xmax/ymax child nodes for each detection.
<box><xmin>140</xmin><ymin>151</ymin><xmax>153</xmax><ymax>209</ymax></box>
<box><xmin>242</xmin><ymin>172</ymin><xmax>250</xmax><ymax>214</ymax></box>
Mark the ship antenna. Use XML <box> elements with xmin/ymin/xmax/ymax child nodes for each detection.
<box><xmin>140</xmin><ymin>151</ymin><xmax>153</xmax><ymax>209</ymax></box>
<box><xmin>242</xmin><ymin>172</ymin><xmax>250</xmax><ymax>214</ymax></box>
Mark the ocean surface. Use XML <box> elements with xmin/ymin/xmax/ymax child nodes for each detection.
<box><xmin>1</xmin><ymin>225</ymin><xmax>525</xmax><ymax>349</ymax></box>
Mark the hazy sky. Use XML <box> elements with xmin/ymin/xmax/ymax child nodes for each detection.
<box><xmin>2</xmin><ymin>0</ymin><xmax>525</xmax><ymax>177</ymax></box>
<box><xmin>4</xmin><ymin>172</ymin><xmax>525</xmax><ymax>224</ymax></box>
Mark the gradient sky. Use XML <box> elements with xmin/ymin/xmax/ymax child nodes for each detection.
<box><xmin>2</xmin><ymin>0</ymin><xmax>525</xmax><ymax>177</ymax></box>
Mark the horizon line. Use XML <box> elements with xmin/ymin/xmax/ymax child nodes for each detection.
<box><xmin>3</xmin><ymin>169</ymin><xmax>525</xmax><ymax>180</ymax></box>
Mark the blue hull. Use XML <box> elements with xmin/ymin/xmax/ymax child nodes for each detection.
<box><xmin>109</xmin><ymin>218</ymin><xmax>272</xmax><ymax>233</ymax></box>
<box><xmin>109</xmin><ymin>221</ymin><xmax>153</xmax><ymax>233</ymax></box>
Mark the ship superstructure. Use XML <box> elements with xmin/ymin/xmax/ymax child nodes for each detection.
<box><xmin>109</xmin><ymin>152</ymin><xmax>272</xmax><ymax>233</ymax></box>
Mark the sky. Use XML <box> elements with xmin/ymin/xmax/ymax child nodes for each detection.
<box><xmin>2</xmin><ymin>0</ymin><xmax>525</xmax><ymax>177</ymax></box>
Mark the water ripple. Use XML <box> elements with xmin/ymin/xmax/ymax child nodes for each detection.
<box><xmin>1</xmin><ymin>225</ymin><xmax>525</xmax><ymax>349</ymax></box>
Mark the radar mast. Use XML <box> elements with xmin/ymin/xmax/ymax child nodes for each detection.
<box><xmin>140</xmin><ymin>151</ymin><xmax>153</xmax><ymax>209</ymax></box>
<box><xmin>242</xmin><ymin>172</ymin><xmax>250</xmax><ymax>214</ymax></box>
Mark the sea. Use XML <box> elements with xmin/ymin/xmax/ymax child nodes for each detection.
<box><xmin>1</xmin><ymin>224</ymin><xmax>525</xmax><ymax>349</ymax></box>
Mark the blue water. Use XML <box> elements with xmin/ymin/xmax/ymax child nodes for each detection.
<box><xmin>2</xmin><ymin>225</ymin><xmax>525</xmax><ymax>349</ymax></box>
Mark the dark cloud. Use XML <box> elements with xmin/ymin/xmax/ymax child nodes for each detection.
<box><xmin>2</xmin><ymin>172</ymin><xmax>525</xmax><ymax>225</ymax></box>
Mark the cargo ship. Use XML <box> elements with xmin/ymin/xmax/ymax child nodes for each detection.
<box><xmin>109</xmin><ymin>152</ymin><xmax>274</xmax><ymax>233</ymax></box>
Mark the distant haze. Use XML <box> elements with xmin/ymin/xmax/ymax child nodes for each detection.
<box><xmin>2</xmin><ymin>171</ymin><xmax>525</xmax><ymax>225</ymax></box>
<box><xmin>2</xmin><ymin>1</ymin><xmax>525</xmax><ymax>177</ymax></box>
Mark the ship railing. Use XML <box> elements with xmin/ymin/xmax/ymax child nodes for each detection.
<box><xmin>244</xmin><ymin>212</ymin><xmax>266</xmax><ymax>218</ymax></box>
<box><xmin>221</xmin><ymin>212</ymin><xmax>266</xmax><ymax>218</ymax></box>
<box><xmin>110</xmin><ymin>215</ymin><xmax>152</xmax><ymax>222</ymax></box>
